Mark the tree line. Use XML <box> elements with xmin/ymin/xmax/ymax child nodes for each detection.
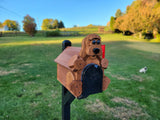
<box><xmin>0</xmin><ymin>15</ymin><xmax>65</xmax><ymax>36</ymax></box>
<box><xmin>0</xmin><ymin>20</ymin><xmax>19</xmax><ymax>31</ymax></box>
<box><xmin>41</xmin><ymin>19</ymin><xmax>65</xmax><ymax>30</ymax></box>
<box><xmin>110</xmin><ymin>0</ymin><xmax>160</xmax><ymax>38</ymax></box>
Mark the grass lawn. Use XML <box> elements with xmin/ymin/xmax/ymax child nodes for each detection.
<box><xmin>0</xmin><ymin>34</ymin><xmax>160</xmax><ymax>120</ymax></box>
<box><xmin>0</xmin><ymin>34</ymin><xmax>145</xmax><ymax>46</ymax></box>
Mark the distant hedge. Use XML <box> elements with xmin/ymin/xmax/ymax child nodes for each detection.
<box><xmin>0</xmin><ymin>31</ymin><xmax>28</xmax><ymax>37</ymax></box>
<box><xmin>44</xmin><ymin>30</ymin><xmax>60</xmax><ymax>37</ymax></box>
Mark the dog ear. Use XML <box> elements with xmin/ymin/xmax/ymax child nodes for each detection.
<box><xmin>79</xmin><ymin>38</ymin><xmax>86</xmax><ymax>58</ymax></box>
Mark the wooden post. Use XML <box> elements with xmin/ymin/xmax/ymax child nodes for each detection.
<box><xmin>62</xmin><ymin>40</ymin><xmax>75</xmax><ymax>120</ymax></box>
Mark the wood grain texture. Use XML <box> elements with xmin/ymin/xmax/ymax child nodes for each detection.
<box><xmin>57</xmin><ymin>64</ymin><xmax>69</xmax><ymax>86</ymax></box>
<box><xmin>66</xmin><ymin>71</ymin><xmax>75</xmax><ymax>88</ymax></box>
<box><xmin>55</xmin><ymin>47</ymin><xmax>81</xmax><ymax>69</ymax></box>
<box><xmin>55</xmin><ymin>34</ymin><xmax>110</xmax><ymax>98</ymax></box>
<box><xmin>68</xmin><ymin>55</ymin><xmax>86</xmax><ymax>71</ymax></box>
<box><xmin>101</xmin><ymin>58</ymin><xmax>109</xmax><ymax>69</ymax></box>
<box><xmin>70</xmin><ymin>80</ymin><xmax>82</xmax><ymax>97</ymax></box>
<box><xmin>102</xmin><ymin>76</ymin><xmax>110</xmax><ymax>91</ymax></box>
<box><xmin>74</xmin><ymin>70</ymin><xmax>82</xmax><ymax>81</ymax></box>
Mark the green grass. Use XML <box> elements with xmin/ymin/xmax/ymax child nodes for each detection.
<box><xmin>1</xmin><ymin>26</ymin><xmax>109</xmax><ymax>38</ymax></box>
<box><xmin>0</xmin><ymin>34</ymin><xmax>145</xmax><ymax>46</ymax></box>
<box><xmin>0</xmin><ymin>35</ymin><xmax>160</xmax><ymax>120</ymax></box>
<box><xmin>60</xmin><ymin>26</ymin><xmax>110</xmax><ymax>32</ymax></box>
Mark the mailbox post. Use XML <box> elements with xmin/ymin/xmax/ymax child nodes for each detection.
<box><xmin>54</xmin><ymin>34</ymin><xmax>110</xmax><ymax>120</ymax></box>
<box><xmin>62</xmin><ymin>40</ymin><xmax>75</xmax><ymax>120</ymax></box>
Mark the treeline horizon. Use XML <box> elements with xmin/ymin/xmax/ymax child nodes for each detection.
<box><xmin>0</xmin><ymin>15</ymin><xmax>65</xmax><ymax>31</ymax></box>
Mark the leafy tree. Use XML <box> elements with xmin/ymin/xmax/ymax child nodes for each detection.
<box><xmin>41</xmin><ymin>19</ymin><xmax>65</xmax><ymax>29</ymax></box>
<box><xmin>106</xmin><ymin>21</ymin><xmax>110</xmax><ymax>27</ymax></box>
<box><xmin>3</xmin><ymin>19</ymin><xmax>19</xmax><ymax>31</ymax></box>
<box><xmin>126</xmin><ymin>5</ymin><xmax>130</xmax><ymax>14</ymax></box>
<box><xmin>114</xmin><ymin>0</ymin><xmax>160</xmax><ymax>36</ymax></box>
<box><xmin>22</xmin><ymin>15</ymin><xmax>37</xmax><ymax>37</ymax></box>
<box><xmin>115</xmin><ymin>9</ymin><xmax>123</xmax><ymax>18</ymax></box>
<box><xmin>41</xmin><ymin>19</ymin><xmax>54</xmax><ymax>30</ymax></box>
<box><xmin>87</xmin><ymin>24</ymin><xmax>93</xmax><ymax>27</ymax></box>
<box><xmin>110</xmin><ymin>16</ymin><xmax>115</xmax><ymax>31</ymax></box>
<box><xmin>0</xmin><ymin>22</ymin><xmax>3</xmax><ymax>27</ymax></box>
<box><xmin>53</xmin><ymin>19</ymin><xmax>59</xmax><ymax>29</ymax></box>
<box><xmin>58</xmin><ymin>20</ymin><xmax>65</xmax><ymax>28</ymax></box>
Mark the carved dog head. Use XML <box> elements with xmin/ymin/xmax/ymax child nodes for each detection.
<box><xmin>79</xmin><ymin>34</ymin><xmax>102</xmax><ymax>58</ymax></box>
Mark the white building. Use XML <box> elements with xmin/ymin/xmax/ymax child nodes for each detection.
<box><xmin>0</xmin><ymin>25</ymin><xmax>9</xmax><ymax>31</ymax></box>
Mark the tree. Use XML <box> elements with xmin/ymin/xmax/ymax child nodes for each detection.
<box><xmin>126</xmin><ymin>5</ymin><xmax>130</xmax><ymax>14</ymax></box>
<box><xmin>110</xmin><ymin>16</ymin><xmax>115</xmax><ymax>31</ymax></box>
<box><xmin>87</xmin><ymin>24</ymin><xmax>93</xmax><ymax>27</ymax></box>
<box><xmin>115</xmin><ymin>9</ymin><xmax>123</xmax><ymax>18</ymax></box>
<box><xmin>22</xmin><ymin>15</ymin><xmax>37</xmax><ymax>36</ymax></box>
<box><xmin>41</xmin><ymin>19</ymin><xmax>65</xmax><ymax>29</ymax></box>
<box><xmin>106</xmin><ymin>21</ymin><xmax>110</xmax><ymax>27</ymax></box>
<box><xmin>3</xmin><ymin>19</ymin><xmax>19</xmax><ymax>31</ymax></box>
<box><xmin>58</xmin><ymin>20</ymin><xmax>65</xmax><ymax>28</ymax></box>
<box><xmin>41</xmin><ymin>18</ymin><xmax>54</xmax><ymax>30</ymax></box>
<box><xmin>0</xmin><ymin>22</ymin><xmax>3</xmax><ymax>27</ymax></box>
<box><xmin>114</xmin><ymin>0</ymin><xmax>160</xmax><ymax>35</ymax></box>
<box><xmin>53</xmin><ymin>19</ymin><xmax>59</xmax><ymax>29</ymax></box>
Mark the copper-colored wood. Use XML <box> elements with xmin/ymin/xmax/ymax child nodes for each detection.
<box><xmin>102</xmin><ymin>76</ymin><xmax>110</xmax><ymax>91</ymax></box>
<box><xmin>79</xmin><ymin>34</ymin><xmax>102</xmax><ymax>58</ymax></box>
<box><xmin>55</xmin><ymin>34</ymin><xmax>110</xmax><ymax>98</ymax></box>
<box><xmin>74</xmin><ymin>70</ymin><xmax>82</xmax><ymax>81</ymax></box>
<box><xmin>66</xmin><ymin>72</ymin><xmax>75</xmax><ymax>88</ymax></box>
<box><xmin>55</xmin><ymin>47</ymin><xmax>81</xmax><ymax>69</ymax></box>
<box><xmin>68</xmin><ymin>55</ymin><xmax>86</xmax><ymax>71</ymax></box>
<box><xmin>70</xmin><ymin>80</ymin><xmax>82</xmax><ymax>97</ymax></box>
<box><xmin>68</xmin><ymin>55</ymin><xmax>78</xmax><ymax>68</ymax></box>
<box><xmin>57</xmin><ymin>64</ymin><xmax>70</xmax><ymax>86</ymax></box>
<box><xmin>85</xmin><ymin>56</ymin><xmax>100</xmax><ymax>66</ymax></box>
<box><xmin>101</xmin><ymin>58</ymin><xmax>109</xmax><ymax>69</ymax></box>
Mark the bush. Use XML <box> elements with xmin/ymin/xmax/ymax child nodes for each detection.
<box><xmin>44</xmin><ymin>30</ymin><xmax>60</xmax><ymax>37</ymax></box>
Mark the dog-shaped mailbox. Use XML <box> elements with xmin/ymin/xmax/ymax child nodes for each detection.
<box><xmin>55</xmin><ymin>34</ymin><xmax>110</xmax><ymax>99</ymax></box>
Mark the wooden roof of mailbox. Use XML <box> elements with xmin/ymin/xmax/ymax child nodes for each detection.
<box><xmin>54</xmin><ymin>47</ymin><xmax>81</xmax><ymax>69</ymax></box>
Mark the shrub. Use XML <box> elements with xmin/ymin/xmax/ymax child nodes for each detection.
<box><xmin>44</xmin><ymin>30</ymin><xmax>60</xmax><ymax>37</ymax></box>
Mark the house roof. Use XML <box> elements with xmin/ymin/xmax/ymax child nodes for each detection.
<box><xmin>54</xmin><ymin>46</ymin><xmax>81</xmax><ymax>69</ymax></box>
<box><xmin>0</xmin><ymin>25</ymin><xmax>8</xmax><ymax>31</ymax></box>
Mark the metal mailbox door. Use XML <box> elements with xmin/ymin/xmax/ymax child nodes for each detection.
<box><xmin>80</xmin><ymin>63</ymin><xmax>103</xmax><ymax>98</ymax></box>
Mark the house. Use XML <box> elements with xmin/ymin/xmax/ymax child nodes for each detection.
<box><xmin>0</xmin><ymin>25</ymin><xmax>9</xmax><ymax>31</ymax></box>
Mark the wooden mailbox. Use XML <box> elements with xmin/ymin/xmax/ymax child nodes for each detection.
<box><xmin>54</xmin><ymin>34</ymin><xmax>110</xmax><ymax>98</ymax></box>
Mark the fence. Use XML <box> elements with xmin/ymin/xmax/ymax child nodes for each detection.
<box><xmin>0</xmin><ymin>30</ymin><xmax>113</xmax><ymax>37</ymax></box>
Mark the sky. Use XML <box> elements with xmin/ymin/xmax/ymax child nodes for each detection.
<box><xmin>0</xmin><ymin>0</ymin><xmax>134</xmax><ymax>30</ymax></box>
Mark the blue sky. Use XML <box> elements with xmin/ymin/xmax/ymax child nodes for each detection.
<box><xmin>0</xmin><ymin>0</ymin><xmax>134</xmax><ymax>30</ymax></box>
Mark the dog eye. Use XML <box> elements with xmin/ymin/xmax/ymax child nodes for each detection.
<box><xmin>92</xmin><ymin>40</ymin><xmax>96</xmax><ymax>44</ymax></box>
<box><xmin>97</xmin><ymin>40</ymin><xmax>100</xmax><ymax>44</ymax></box>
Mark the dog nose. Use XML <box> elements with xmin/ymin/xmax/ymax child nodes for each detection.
<box><xmin>93</xmin><ymin>48</ymin><xmax>100</xmax><ymax>54</ymax></box>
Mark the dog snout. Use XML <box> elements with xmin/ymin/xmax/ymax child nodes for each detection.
<box><xmin>93</xmin><ymin>48</ymin><xmax>100</xmax><ymax>54</ymax></box>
